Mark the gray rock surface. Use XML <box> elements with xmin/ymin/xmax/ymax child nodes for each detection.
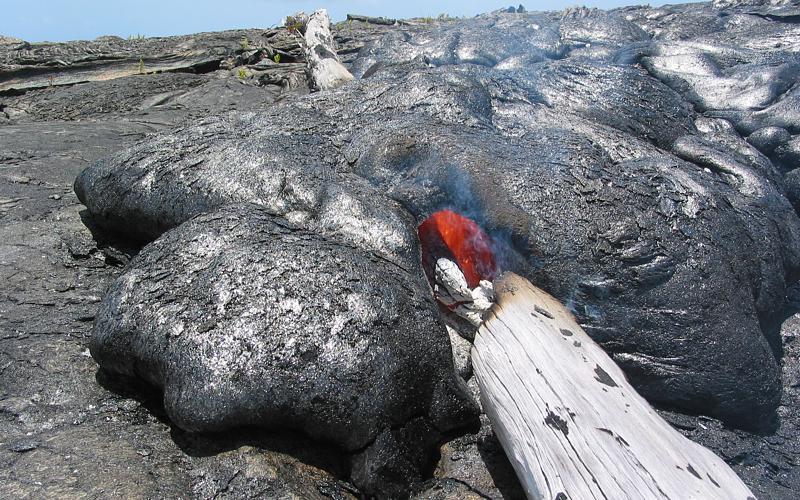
<box><xmin>90</xmin><ymin>204</ymin><xmax>477</xmax><ymax>496</ymax></box>
<box><xmin>0</xmin><ymin>125</ymin><xmax>362</xmax><ymax>499</ymax></box>
<box><xmin>0</xmin><ymin>29</ymin><xmax>304</xmax><ymax>92</ymax></box>
<box><xmin>0</xmin><ymin>23</ymin><xmax>394</xmax><ymax>500</ymax></box>
<box><xmin>76</xmin><ymin>11</ymin><xmax>799</xmax><ymax>431</ymax></box>
<box><xmin>73</xmin><ymin>114</ymin><xmax>418</xmax><ymax>266</ymax></box>
<box><xmin>4</xmin><ymin>2</ymin><xmax>800</xmax><ymax>499</ymax></box>
<box><xmin>786</xmin><ymin>169</ymin><xmax>800</xmax><ymax>211</ymax></box>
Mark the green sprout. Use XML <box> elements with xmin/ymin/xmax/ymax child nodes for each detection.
<box><xmin>237</xmin><ymin>68</ymin><xmax>248</xmax><ymax>80</ymax></box>
<box><xmin>284</xmin><ymin>15</ymin><xmax>306</xmax><ymax>34</ymax></box>
<box><xmin>273</xmin><ymin>53</ymin><xmax>281</xmax><ymax>63</ymax></box>
<box><xmin>138</xmin><ymin>58</ymin><xmax>145</xmax><ymax>75</ymax></box>
<box><xmin>240</xmin><ymin>37</ymin><xmax>250</xmax><ymax>51</ymax></box>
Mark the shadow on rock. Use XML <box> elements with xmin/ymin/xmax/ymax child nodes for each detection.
<box><xmin>78</xmin><ymin>209</ymin><xmax>142</xmax><ymax>267</ymax></box>
<box><xmin>477</xmin><ymin>431</ymin><xmax>526</xmax><ymax>500</ymax></box>
<box><xmin>96</xmin><ymin>368</ymin><xmax>354</xmax><ymax>484</ymax></box>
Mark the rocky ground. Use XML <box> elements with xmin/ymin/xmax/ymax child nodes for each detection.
<box><xmin>2</xmin><ymin>2</ymin><xmax>800</xmax><ymax>498</ymax></box>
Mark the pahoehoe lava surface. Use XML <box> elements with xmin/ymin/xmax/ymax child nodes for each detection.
<box><xmin>89</xmin><ymin>205</ymin><xmax>478</xmax><ymax>496</ymax></box>
<box><xmin>4</xmin><ymin>1</ymin><xmax>800</xmax><ymax>498</ymax></box>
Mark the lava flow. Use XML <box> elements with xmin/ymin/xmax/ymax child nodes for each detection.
<box><xmin>418</xmin><ymin>210</ymin><xmax>498</xmax><ymax>288</ymax></box>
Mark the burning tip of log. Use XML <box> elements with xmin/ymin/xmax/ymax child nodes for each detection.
<box><xmin>418</xmin><ymin>210</ymin><xmax>500</xmax><ymax>330</ymax></box>
<box><xmin>433</xmin><ymin>257</ymin><xmax>495</xmax><ymax>327</ymax></box>
<box><xmin>434</xmin><ymin>258</ymin><xmax>472</xmax><ymax>302</ymax></box>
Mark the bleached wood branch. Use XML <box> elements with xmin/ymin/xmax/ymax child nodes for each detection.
<box><xmin>303</xmin><ymin>9</ymin><xmax>354</xmax><ymax>91</ymax></box>
<box><xmin>346</xmin><ymin>14</ymin><xmax>405</xmax><ymax>26</ymax></box>
<box><xmin>472</xmin><ymin>272</ymin><xmax>755</xmax><ymax>500</ymax></box>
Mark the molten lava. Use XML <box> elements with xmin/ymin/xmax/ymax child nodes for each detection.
<box><xmin>418</xmin><ymin>210</ymin><xmax>498</xmax><ymax>288</ymax></box>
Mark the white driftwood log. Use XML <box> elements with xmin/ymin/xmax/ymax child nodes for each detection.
<box><xmin>472</xmin><ymin>272</ymin><xmax>755</xmax><ymax>500</ymax></box>
<box><xmin>303</xmin><ymin>9</ymin><xmax>354</xmax><ymax>91</ymax></box>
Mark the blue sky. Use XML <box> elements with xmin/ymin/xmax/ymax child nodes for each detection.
<box><xmin>5</xmin><ymin>1</ymin><xmax>671</xmax><ymax>42</ymax></box>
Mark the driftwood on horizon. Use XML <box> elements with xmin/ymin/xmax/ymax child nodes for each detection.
<box><xmin>472</xmin><ymin>272</ymin><xmax>755</xmax><ymax>500</ymax></box>
<box><xmin>346</xmin><ymin>14</ymin><xmax>407</xmax><ymax>26</ymax></box>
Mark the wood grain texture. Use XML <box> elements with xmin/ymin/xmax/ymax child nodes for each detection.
<box><xmin>472</xmin><ymin>272</ymin><xmax>756</xmax><ymax>500</ymax></box>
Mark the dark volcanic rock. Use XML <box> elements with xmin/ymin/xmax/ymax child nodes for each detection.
<box><xmin>0</xmin><ymin>20</ymin><xmax>408</xmax><ymax>500</ymax></box>
<box><xmin>5</xmin><ymin>2</ymin><xmax>800</xmax><ymax>499</ymax></box>
<box><xmin>350</xmin><ymin>12</ymin><xmax>566</xmax><ymax>77</ymax></box>
<box><xmin>785</xmin><ymin>169</ymin><xmax>800</xmax><ymax>211</ymax></box>
<box><xmin>0</xmin><ymin>29</ymin><xmax>284</xmax><ymax>92</ymax></box>
<box><xmin>73</xmin><ymin>114</ymin><xmax>419</xmax><ymax>266</ymax></box>
<box><xmin>90</xmin><ymin>205</ymin><xmax>478</xmax><ymax>496</ymax></box>
<box><xmin>77</xmin><ymin>14</ymin><xmax>800</xmax><ymax>431</ymax></box>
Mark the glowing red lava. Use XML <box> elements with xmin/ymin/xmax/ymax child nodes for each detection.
<box><xmin>418</xmin><ymin>210</ymin><xmax>498</xmax><ymax>288</ymax></box>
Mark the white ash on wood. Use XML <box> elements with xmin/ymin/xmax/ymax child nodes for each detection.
<box><xmin>433</xmin><ymin>257</ymin><xmax>495</xmax><ymax>327</ymax></box>
<box><xmin>472</xmin><ymin>272</ymin><xmax>755</xmax><ymax>500</ymax></box>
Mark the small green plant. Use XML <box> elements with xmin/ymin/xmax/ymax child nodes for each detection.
<box><xmin>284</xmin><ymin>15</ymin><xmax>305</xmax><ymax>34</ymax></box>
<box><xmin>273</xmin><ymin>53</ymin><xmax>281</xmax><ymax>63</ymax></box>
<box><xmin>422</xmin><ymin>16</ymin><xmax>433</xmax><ymax>24</ymax></box>
<box><xmin>240</xmin><ymin>37</ymin><xmax>250</xmax><ymax>50</ymax></box>
<box><xmin>237</xmin><ymin>68</ymin><xmax>248</xmax><ymax>80</ymax></box>
<box><xmin>137</xmin><ymin>58</ymin><xmax>145</xmax><ymax>75</ymax></box>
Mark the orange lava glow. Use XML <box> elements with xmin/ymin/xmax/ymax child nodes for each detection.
<box><xmin>418</xmin><ymin>210</ymin><xmax>498</xmax><ymax>288</ymax></box>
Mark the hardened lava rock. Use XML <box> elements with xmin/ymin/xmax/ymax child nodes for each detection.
<box><xmin>72</xmin><ymin>2</ymin><xmax>800</xmax><ymax>496</ymax></box>
<box><xmin>73</xmin><ymin>116</ymin><xmax>419</xmax><ymax>268</ymax></box>
<box><xmin>344</xmin><ymin>61</ymin><xmax>800</xmax><ymax>431</ymax></box>
<box><xmin>76</xmin><ymin>5</ymin><xmax>800</xmax><ymax>433</ymax></box>
<box><xmin>89</xmin><ymin>204</ymin><xmax>478</xmax><ymax>497</ymax></box>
